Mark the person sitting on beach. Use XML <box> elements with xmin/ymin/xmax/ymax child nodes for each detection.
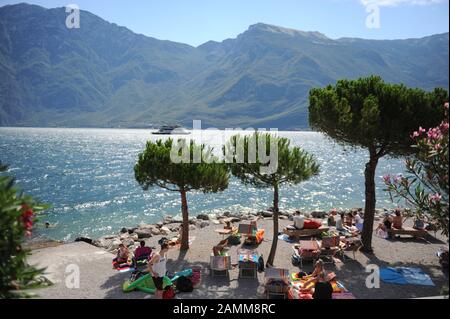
<box><xmin>375</xmin><ymin>213</ymin><xmax>393</xmax><ymax>238</ymax></box>
<box><xmin>312</xmin><ymin>272</ymin><xmax>333</xmax><ymax>299</ymax></box>
<box><xmin>327</xmin><ymin>214</ymin><xmax>336</xmax><ymax>227</ymax></box>
<box><xmin>223</xmin><ymin>220</ymin><xmax>238</xmax><ymax>233</ymax></box>
<box><xmin>132</xmin><ymin>241</ymin><xmax>152</xmax><ymax>267</ymax></box>
<box><xmin>213</xmin><ymin>239</ymin><xmax>229</xmax><ymax>256</ymax></box>
<box><xmin>336</xmin><ymin>213</ymin><xmax>345</xmax><ymax>230</ymax></box>
<box><xmin>354</xmin><ymin>211</ymin><xmax>364</xmax><ymax>232</ymax></box>
<box><xmin>336</xmin><ymin>213</ymin><xmax>358</xmax><ymax>237</ymax></box>
<box><xmin>293</xmin><ymin>211</ymin><xmax>305</xmax><ymax>230</ymax></box>
<box><xmin>148</xmin><ymin>242</ymin><xmax>169</xmax><ymax>299</ymax></box>
<box><xmin>113</xmin><ymin>243</ymin><xmax>129</xmax><ymax>265</ymax></box>
<box><xmin>392</xmin><ymin>209</ymin><xmax>403</xmax><ymax>229</ymax></box>
<box><xmin>345</xmin><ymin>212</ymin><xmax>354</xmax><ymax>227</ymax></box>
<box><xmin>300</xmin><ymin>259</ymin><xmax>325</xmax><ymax>287</ymax></box>
<box><xmin>377</xmin><ymin>213</ymin><xmax>393</xmax><ymax>232</ymax></box>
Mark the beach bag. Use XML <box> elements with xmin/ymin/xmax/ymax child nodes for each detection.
<box><xmin>291</xmin><ymin>254</ymin><xmax>301</xmax><ymax>266</ymax></box>
<box><xmin>176</xmin><ymin>276</ymin><xmax>193</xmax><ymax>293</ymax></box>
<box><xmin>227</xmin><ymin>235</ymin><xmax>241</xmax><ymax>245</ymax></box>
<box><xmin>257</xmin><ymin>255</ymin><xmax>265</xmax><ymax>272</ymax></box>
<box><xmin>163</xmin><ymin>286</ymin><xmax>175</xmax><ymax>299</ymax></box>
<box><xmin>191</xmin><ymin>268</ymin><xmax>201</xmax><ymax>287</ymax></box>
<box><xmin>414</xmin><ymin>219</ymin><xmax>425</xmax><ymax>229</ymax></box>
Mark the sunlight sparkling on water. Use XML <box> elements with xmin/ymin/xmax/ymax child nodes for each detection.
<box><xmin>0</xmin><ymin>128</ymin><xmax>405</xmax><ymax>241</ymax></box>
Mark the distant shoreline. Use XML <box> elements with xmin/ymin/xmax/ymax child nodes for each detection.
<box><xmin>0</xmin><ymin>126</ymin><xmax>314</xmax><ymax>132</ymax></box>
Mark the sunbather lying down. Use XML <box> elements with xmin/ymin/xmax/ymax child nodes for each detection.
<box><xmin>292</xmin><ymin>211</ymin><xmax>323</xmax><ymax>230</ymax></box>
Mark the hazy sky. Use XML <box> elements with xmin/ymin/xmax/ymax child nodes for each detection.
<box><xmin>0</xmin><ymin>0</ymin><xmax>448</xmax><ymax>46</ymax></box>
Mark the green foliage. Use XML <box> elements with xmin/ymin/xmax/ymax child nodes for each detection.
<box><xmin>0</xmin><ymin>162</ymin><xmax>49</xmax><ymax>298</ymax></box>
<box><xmin>384</xmin><ymin>103</ymin><xmax>449</xmax><ymax>237</ymax></box>
<box><xmin>308</xmin><ymin>76</ymin><xmax>448</xmax><ymax>251</ymax></box>
<box><xmin>134</xmin><ymin>139</ymin><xmax>229</xmax><ymax>249</ymax></box>
<box><xmin>225</xmin><ymin>132</ymin><xmax>319</xmax><ymax>265</ymax></box>
<box><xmin>225</xmin><ymin>133</ymin><xmax>320</xmax><ymax>188</ymax></box>
<box><xmin>309</xmin><ymin>76</ymin><xmax>448</xmax><ymax>156</ymax></box>
<box><xmin>134</xmin><ymin>139</ymin><xmax>229</xmax><ymax>193</ymax></box>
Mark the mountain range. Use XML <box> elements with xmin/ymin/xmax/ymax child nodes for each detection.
<box><xmin>0</xmin><ymin>3</ymin><xmax>448</xmax><ymax>129</ymax></box>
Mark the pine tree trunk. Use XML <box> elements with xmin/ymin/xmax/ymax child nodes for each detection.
<box><xmin>361</xmin><ymin>148</ymin><xmax>379</xmax><ymax>253</ymax></box>
<box><xmin>180</xmin><ymin>189</ymin><xmax>189</xmax><ymax>251</ymax></box>
<box><xmin>267</xmin><ymin>184</ymin><xmax>279</xmax><ymax>267</ymax></box>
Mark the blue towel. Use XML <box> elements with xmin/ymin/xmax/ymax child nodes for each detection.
<box><xmin>278</xmin><ymin>234</ymin><xmax>296</xmax><ymax>243</ymax></box>
<box><xmin>239</xmin><ymin>254</ymin><xmax>259</xmax><ymax>263</ymax></box>
<box><xmin>380</xmin><ymin>267</ymin><xmax>434</xmax><ymax>286</ymax></box>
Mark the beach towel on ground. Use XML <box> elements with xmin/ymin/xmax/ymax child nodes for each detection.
<box><xmin>380</xmin><ymin>267</ymin><xmax>434</xmax><ymax>286</ymax></box>
<box><xmin>278</xmin><ymin>234</ymin><xmax>296</xmax><ymax>243</ymax></box>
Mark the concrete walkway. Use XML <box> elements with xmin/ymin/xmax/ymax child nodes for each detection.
<box><xmin>28</xmin><ymin>242</ymin><xmax>133</xmax><ymax>299</ymax></box>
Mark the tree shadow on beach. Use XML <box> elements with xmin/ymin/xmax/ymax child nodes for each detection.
<box><xmin>385</xmin><ymin>234</ymin><xmax>446</xmax><ymax>245</ymax></box>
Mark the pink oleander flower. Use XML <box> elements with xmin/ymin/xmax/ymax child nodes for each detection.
<box><xmin>411</xmin><ymin>127</ymin><xmax>426</xmax><ymax>139</ymax></box>
<box><xmin>382</xmin><ymin>174</ymin><xmax>391</xmax><ymax>184</ymax></box>
<box><xmin>393</xmin><ymin>174</ymin><xmax>403</xmax><ymax>184</ymax></box>
<box><xmin>439</xmin><ymin>121</ymin><xmax>449</xmax><ymax>132</ymax></box>
<box><xmin>20</xmin><ymin>204</ymin><xmax>34</xmax><ymax>237</ymax></box>
<box><xmin>427</xmin><ymin>127</ymin><xmax>442</xmax><ymax>140</ymax></box>
<box><xmin>444</xmin><ymin>102</ymin><xmax>449</xmax><ymax>110</ymax></box>
<box><xmin>429</xmin><ymin>193</ymin><xmax>442</xmax><ymax>203</ymax></box>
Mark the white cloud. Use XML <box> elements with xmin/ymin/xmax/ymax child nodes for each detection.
<box><xmin>360</xmin><ymin>0</ymin><xmax>447</xmax><ymax>7</ymax></box>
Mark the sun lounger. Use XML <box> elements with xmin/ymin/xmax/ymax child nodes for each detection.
<box><xmin>210</xmin><ymin>254</ymin><xmax>232</xmax><ymax>277</ymax></box>
<box><xmin>265</xmin><ymin>268</ymin><xmax>290</xmax><ymax>299</ymax></box>
<box><xmin>319</xmin><ymin>236</ymin><xmax>341</xmax><ymax>264</ymax></box>
<box><xmin>388</xmin><ymin>226</ymin><xmax>427</xmax><ymax>239</ymax></box>
<box><xmin>283</xmin><ymin>226</ymin><xmax>329</xmax><ymax>238</ymax></box>
<box><xmin>238</xmin><ymin>248</ymin><xmax>259</xmax><ymax>279</ymax></box>
<box><xmin>238</xmin><ymin>223</ymin><xmax>264</xmax><ymax>245</ymax></box>
<box><xmin>339</xmin><ymin>237</ymin><xmax>362</xmax><ymax>260</ymax></box>
<box><xmin>292</xmin><ymin>241</ymin><xmax>321</xmax><ymax>268</ymax></box>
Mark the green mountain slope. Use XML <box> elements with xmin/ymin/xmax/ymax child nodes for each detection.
<box><xmin>0</xmin><ymin>4</ymin><xmax>448</xmax><ymax>129</ymax></box>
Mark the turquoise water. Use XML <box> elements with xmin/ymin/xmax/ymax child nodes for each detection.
<box><xmin>0</xmin><ymin>128</ymin><xmax>405</xmax><ymax>241</ymax></box>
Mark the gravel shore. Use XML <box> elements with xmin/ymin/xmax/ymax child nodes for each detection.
<box><xmin>29</xmin><ymin>208</ymin><xmax>449</xmax><ymax>299</ymax></box>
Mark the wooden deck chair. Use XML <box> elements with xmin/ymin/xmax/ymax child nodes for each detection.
<box><xmin>265</xmin><ymin>268</ymin><xmax>290</xmax><ymax>299</ymax></box>
<box><xmin>339</xmin><ymin>238</ymin><xmax>362</xmax><ymax>261</ymax></box>
<box><xmin>319</xmin><ymin>236</ymin><xmax>341</xmax><ymax>264</ymax></box>
<box><xmin>388</xmin><ymin>226</ymin><xmax>427</xmax><ymax>239</ymax></box>
<box><xmin>292</xmin><ymin>242</ymin><xmax>320</xmax><ymax>268</ymax></box>
<box><xmin>210</xmin><ymin>254</ymin><xmax>232</xmax><ymax>277</ymax></box>
<box><xmin>238</xmin><ymin>223</ymin><xmax>259</xmax><ymax>245</ymax></box>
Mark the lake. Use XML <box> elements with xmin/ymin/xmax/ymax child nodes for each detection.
<box><xmin>0</xmin><ymin>127</ymin><xmax>405</xmax><ymax>241</ymax></box>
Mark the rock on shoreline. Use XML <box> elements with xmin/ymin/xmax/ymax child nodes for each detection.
<box><xmin>85</xmin><ymin>207</ymin><xmax>396</xmax><ymax>254</ymax></box>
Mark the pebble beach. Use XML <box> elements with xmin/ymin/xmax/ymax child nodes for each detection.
<box><xmin>28</xmin><ymin>208</ymin><xmax>449</xmax><ymax>299</ymax></box>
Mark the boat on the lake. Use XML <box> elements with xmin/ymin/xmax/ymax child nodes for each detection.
<box><xmin>152</xmin><ymin>125</ymin><xmax>191</xmax><ymax>135</ymax></box>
